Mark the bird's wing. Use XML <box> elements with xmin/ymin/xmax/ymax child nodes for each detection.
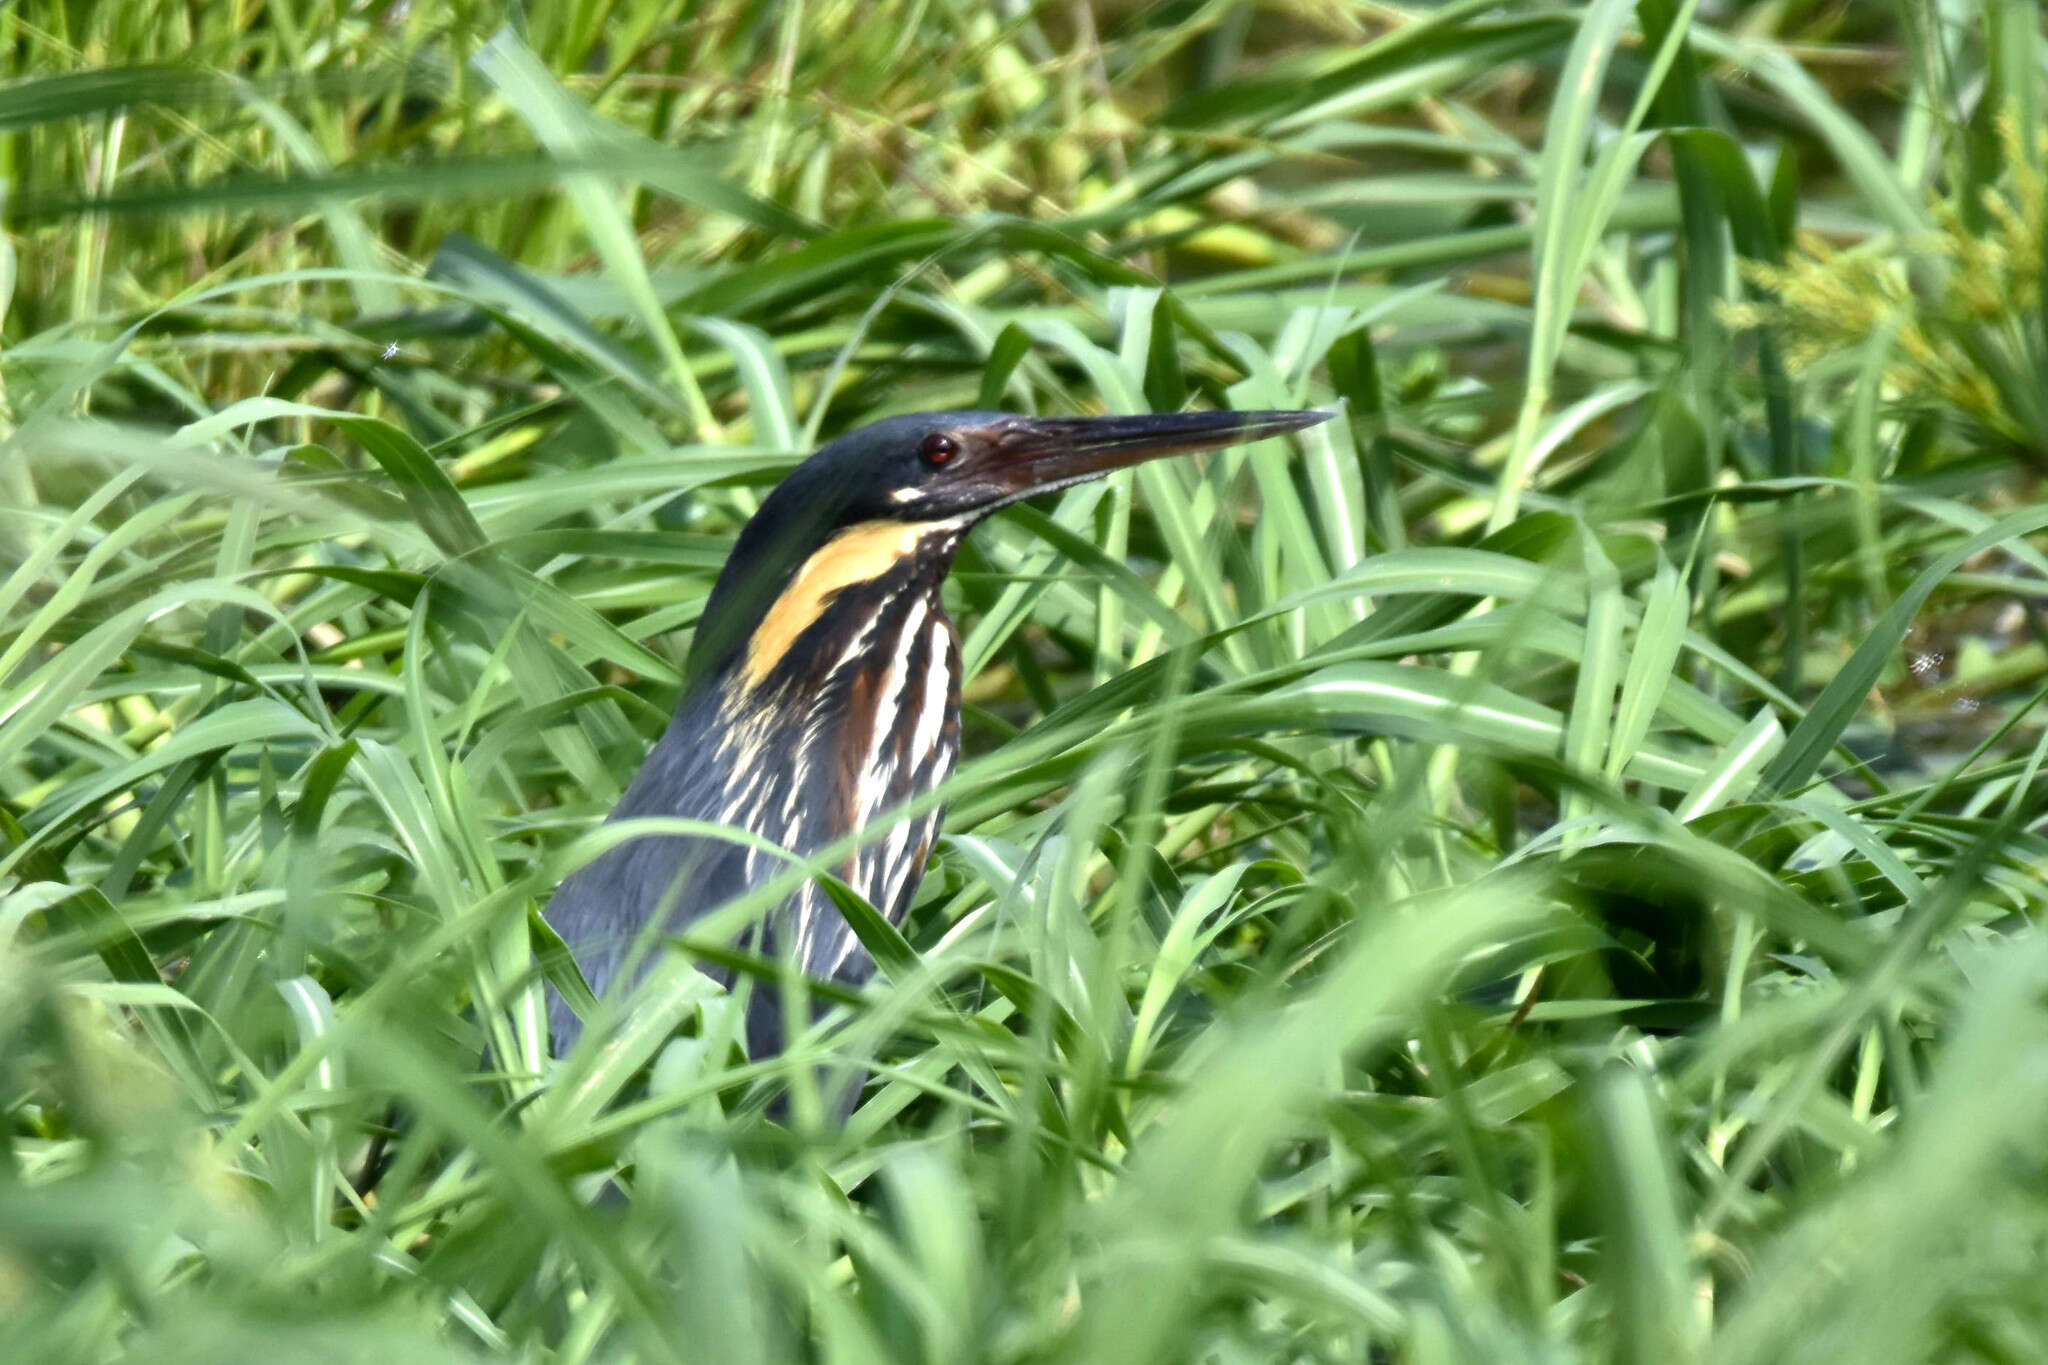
<box><xmin>542</xmin><ymin>704</ymin><xmax>757</xmax><ymax>1051</ymax></box>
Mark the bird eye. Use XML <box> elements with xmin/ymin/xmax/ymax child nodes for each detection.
<box><xmin>920</xmin><ymin>433</ymin><xmax>959</xmax><ymax>467</ymax></box>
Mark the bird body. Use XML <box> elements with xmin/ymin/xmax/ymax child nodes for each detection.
<box><xmin>544</xmin><ymin>407</ymin><xmax>1327</xmax><ymax>1060</ymax></box>
<box><xmin>543</xmin><ymin>516</ymin><xmax>964</xmax><ymax>1057</ymax></box>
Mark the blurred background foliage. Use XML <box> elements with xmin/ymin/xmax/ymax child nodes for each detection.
<box><xmin>4</xmin><ymin>0</ymin><xmax>2048</xmax><ymax>1360</ymax></box>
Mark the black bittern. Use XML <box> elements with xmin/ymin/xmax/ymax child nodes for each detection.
<box><xmin>544</xmin><ymin>406</ymin><xmax>1329</xmax><ymax>1059</ymax></box>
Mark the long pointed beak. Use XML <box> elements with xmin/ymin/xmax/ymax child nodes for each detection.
<box><xmin>993</xmin><ymin>408</ymin><xmax>1329</xmax><ymax>492</ymax></box>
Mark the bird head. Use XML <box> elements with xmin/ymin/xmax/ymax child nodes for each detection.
<box><xmin>686</xmin><ymin>408</ymin><xmax>1330</xmax><ymax>691</ymax></box>
<box><xmin>786</xmin><ymin>407</ymin><xmax>1331</xmax><ymax>524</ymax></box>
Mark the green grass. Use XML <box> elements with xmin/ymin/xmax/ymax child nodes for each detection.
<box><xmin>6</xmin><ymin>1</ymin><xmax>2048</xmax><ymax>1359</ymax></box>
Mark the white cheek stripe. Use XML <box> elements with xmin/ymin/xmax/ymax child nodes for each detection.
<box><xmin>870</xmin><ymin>596</ymin><xmax>926</xmax><ymax>762</ymax></box>
<box><xmin>911</xmin><ymin>620</ymin><xmax>951</xmax><ymax>761</ymax></box>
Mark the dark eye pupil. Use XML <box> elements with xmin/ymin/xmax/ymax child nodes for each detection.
<box><xmin>921</xmin><ymin>433</ymin><xmax>958</xmax><ymax>466</ymax></box>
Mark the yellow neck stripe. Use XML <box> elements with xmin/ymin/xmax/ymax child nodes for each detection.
<box><xmin>741</xmin><ymin>520</ymin><xmax>941</xmax><ymax>688</ymax></box>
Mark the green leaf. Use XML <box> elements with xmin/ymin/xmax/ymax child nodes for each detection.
<box><xmin>1761</xmin><ymin>505</ymin><xmax>2048</xmax><ymax>796</ymax></box>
